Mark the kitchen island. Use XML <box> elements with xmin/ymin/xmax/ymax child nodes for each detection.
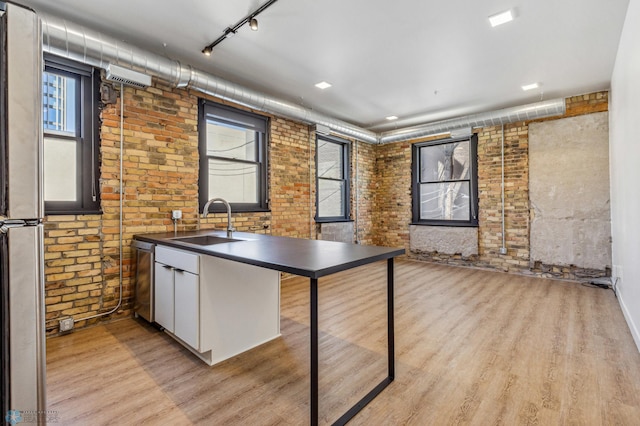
<box><xmin>134</xmin><ymin>230</ymin><xmax>404</xmax><ymax>426</ymax></box>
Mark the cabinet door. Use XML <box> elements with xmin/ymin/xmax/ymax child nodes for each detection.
<box><xmin>174</xmin><ymin>270</ymin><xmax>199</xmax><ymax>349</ymax></box>
<box><xmin>154</xmin><ymin>262</ymin><xmax>174</xmax><ymax>333</ymax></box>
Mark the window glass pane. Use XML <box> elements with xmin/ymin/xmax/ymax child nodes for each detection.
<box><xmin>206</xmin><ymin>121</ymin><xmax>256</xmax><ymax>161</ymax></box>
<box><xmin>208</xmin><ymin>159</ymin><xmax>257</xmax><ymax>203</ymax></box>
<box><xmin>44</xmin><ymin>137</ymin><xmax>77</xmax><ymax>201</ymax></box>
<box><xmin>318</xmin><ymin>179</ymin><xmax>344</xmax><ymax>217</ymax></box>
<box><xmin>420</xmin><ymin>182</ymin><xmax>470</xmax><ymax>220</ymax></box>
<box><xmin>318</xmin><ymin>141</ymin><xmax>342</xmax><ymax>179</ymax></box>
<box><xmin>420</xmin><ymin>141</ymin><xmax>470</xmax><ymax>182</ymax></box>
<box><xmin>43</xmin><ymin>71</ymin><xmax>76</xmax><ymax>135</ymax></box>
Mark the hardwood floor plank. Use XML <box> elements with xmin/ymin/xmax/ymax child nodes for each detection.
<box><xmin>46</xmin><ymin>260</ymin><xmax>640</xmax><ymax>425</ymax></box>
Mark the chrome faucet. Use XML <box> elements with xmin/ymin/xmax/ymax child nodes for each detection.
<box><xmin>202</xmin><ymin>197</ymin><xmax>235</xmax><ymax>237</ymax></box>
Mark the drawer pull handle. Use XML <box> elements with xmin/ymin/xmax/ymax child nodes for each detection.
<box><xmin>162</xmin><ymin>265</ymin><xmax>173</xmax><ymax>270</ymax></box>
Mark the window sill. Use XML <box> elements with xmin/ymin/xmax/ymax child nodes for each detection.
<box><xmin>204</xmin><ymin>207</ymin><xmax>271</xmax><ymax>214</ymax></box>
<box><xmin>411</xmin><ymin>221</ymin><xmax>478</xmax><ymax>228</ymax></box>
<box><xmin>315</xmin><ymin>218</ymin><xmax>354</xmax><ymax>224</ymax></box>
<box><xmin>45</xmin><ymin>209</ymin><xmax>103</xmax><ymax>216</ymax></box>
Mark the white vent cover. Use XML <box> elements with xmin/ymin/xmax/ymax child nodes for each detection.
<box><xmin>106</xmin><ymin>64</ymin><xmax>151</xmax><ymax>88</ymax></box>
<box><xmin>315</xmin><ymin>124</ymin><xmax>331</xmax><ymax>135</ymax></box>
<box><xmin>450</xmin><ymin>127</ymin><xmax>472</xmax><ymax>139</ymax></box>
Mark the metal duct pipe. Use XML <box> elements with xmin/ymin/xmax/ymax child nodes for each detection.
<box><xmin>189</xmin><ymin>70</ymin><xmax>378</xmax><ymax>142</ymax></box>
<box><xmin>40</xmin><ymin>13</ymin><xmax>378</xmax><ymax>144</ymax></box>
<box><xmin>378</xmin><ymin>98</ymin><xmax>566</xmax><ymax>144</ymax></box>
<box><xmin>41</xmin><ymin>15</ymin><xmax>191</xmax><ymax>88</ymax></box>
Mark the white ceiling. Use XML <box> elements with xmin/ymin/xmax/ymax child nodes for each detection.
<box><xmin>13</xmin><ymin>0</ymin><xmax>630</xmax><ymax>132</ymax></box>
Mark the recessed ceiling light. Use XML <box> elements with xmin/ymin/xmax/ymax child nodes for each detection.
<box><xmin>315</xmin><ymin>81</ymin><xmax>332</xmax><ymax>90</ymax></box>
<box><xmin>521</xmin><ymin>82</ymin><xmax>539</xmax><ymax>91</ymax></box>
<box><xmin>489</xmin><ymin>10</ymin><xmax>513</xmax><ymax>27</ymax></box>
<box><xmin>386</xmin><ymin>116</ymin><xmax>398</xmax><ymax>121</ymax></box>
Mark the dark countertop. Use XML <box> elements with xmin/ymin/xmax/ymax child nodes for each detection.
<box><xmin>134</xmin><ymin>230</ymin><xmax>405</xmax><ymax>279</ymax></box>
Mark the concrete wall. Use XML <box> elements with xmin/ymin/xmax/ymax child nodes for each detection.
<box><xmin>529</xmin><ymin>112</ymin><xmax>611</xmax><ymax>270</ymax></box>
<box><xmin>410</xmin><ymin>226</ymin><xmax>478</xmax><ymax>257</ymax></box>
<box><xmin>319</xmin><ymin>222</ymin><xmax>354</xmax><ymax>243</ymax></box>
<box><xmin>610</xmin><ymin>0</ymin><xmax>640</xmax><ymax>350</ymax></box>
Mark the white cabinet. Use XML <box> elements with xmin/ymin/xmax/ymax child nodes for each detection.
<box><xmin>152</xmin><ymin>242</ymin><xmax>280</xmax><ymax>366</ymax></box>
<box><xmin>200</xmin><ymin>255</ymin><xmax>280</xmax><ymax>365</ymax></box>
<box><xmin>173</xmin><ymin>270</ymin><xmax>199</xmax><ymax>348</ymax></box>
<box><xmin>154</xmin><ymin>245</ymin><xmax>200</xmax><ymax>349</ymax></box>
<box><xmin>154</xmin><ymin>261</ymin><xmax>175</xmax><ymax>332</ymax></box>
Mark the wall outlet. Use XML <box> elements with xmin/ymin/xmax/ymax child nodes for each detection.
<box><xmin>613</xmin><ymin>265</ymin><xmax>623</xmax><ymax>280</ymax></box>
<box><xmin>59</xmin><ymin>317</ymin><xmax>74</xmax><ymax>332</ymax></box>
<box><xmin>171</xmin><ymin>210</ymin><xmax>182</xmax><ymax>220</ymax></box>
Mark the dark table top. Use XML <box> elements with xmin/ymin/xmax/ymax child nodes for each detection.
<box><xmin>134</xmin><ymin>230</ymin><xmax>405</xmax><ymax>279</ymax></box>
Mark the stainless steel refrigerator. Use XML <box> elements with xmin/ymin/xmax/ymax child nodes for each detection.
<box><xmin>0</xmin><ymin>2</ymin><xmax>46</xmax><ymax>419</ymax></box>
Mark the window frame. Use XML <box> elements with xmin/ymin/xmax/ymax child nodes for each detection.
<box><xmin>315</xmin><ymin>134</ymin><xmax>351</xmax><ymax>223</ymax></box>
<box><xmin>198</xmin><ymin>100</ymin><xmax>269</xmax><ymax>214</ymax></box>
<box><xmin>0</xmin><ymin>13</ymin><xmax>6</xmax><ymax>216</ymax></box>
<box><xmin>411</xmin><ymin>134</ymin><xmax>479</xmax><ymax>227</ymax></box>
<box><xmin>43</xmin><ymin>54</ymin><xmax>101</xmax><ymax>215</ymax></box>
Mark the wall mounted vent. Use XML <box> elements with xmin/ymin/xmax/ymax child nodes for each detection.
<box><xmin>315</xmin><ymin>124</ymin><xmax>331</xmax><ymax>136</ymax></box>
<box><xmin>450</xmin><ymin>127</ymin><xmax>473</xmax><ymax>139</ymax></box>
<box><xmin>106</xmin><ymin>64</ymin><xmax>151</xmax><ymax>88</ymax></box>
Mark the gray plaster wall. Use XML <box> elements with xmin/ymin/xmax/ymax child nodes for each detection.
<box><xmin>529</xmin><ymin>112</ymin><xmax>611</xmax><ymax>270</ymax></box>
<box><xmin>318</xmin><ymin>222</ymin><xmax>354</xmax><ymax>243</ymax></box>
<box><xmin>410</xmin><ymin>225</ymin><xmax>478</xmax><ymax>256</ymax></box>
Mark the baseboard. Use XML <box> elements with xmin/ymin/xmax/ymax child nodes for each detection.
<box><xmin>618</xmin><ymin>290</ymin><xmax>640</xmax><ymax>353</ymax></box>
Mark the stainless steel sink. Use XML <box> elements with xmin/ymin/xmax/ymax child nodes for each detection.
<box><xmin>172</xmin><ymin>235</ymin><xmax>240</xmax><ymax>245</ymax></box>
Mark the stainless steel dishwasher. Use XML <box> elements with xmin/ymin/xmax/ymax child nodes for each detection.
<box><xmin>132</xmin><ymin>240</ymin><xmax>155</xmax><ymax>322</ymax></box>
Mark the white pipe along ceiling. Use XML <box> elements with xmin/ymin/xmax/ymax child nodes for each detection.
<box><xmin>40</xmin><ymin>12</ymin><xmax>566</xmax><ymax>144</ymax></box>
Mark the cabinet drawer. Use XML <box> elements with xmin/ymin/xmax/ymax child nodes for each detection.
<box><xmin>156</xmin><ymin>245</ymin><xmax>199</xmax><ymax>274</ymax></box>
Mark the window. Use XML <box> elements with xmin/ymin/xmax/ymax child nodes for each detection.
<box><xmin>316</xmin><ymin>135</ymin><xmax>350</xmax><ymax>222</ymax></box>
<box><xmin>412</xmin><ymin>135</ymin><xmax>478</xmax><ymax>226</ymax></box>
<box><xmin>198</xmin><ymin>101</ymin><xmax>269</xmax><ymax>213</ymax></box>
<box><xmin>43</xmin><ymin>55</ymin><xmax>100</xmax><ymax>214</ymax></box>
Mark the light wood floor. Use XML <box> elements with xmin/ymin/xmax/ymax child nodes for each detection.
<box><xmin>46</xmin><ymin>260</ymin><xmax>640</xmax><ymax>425</ymax></box>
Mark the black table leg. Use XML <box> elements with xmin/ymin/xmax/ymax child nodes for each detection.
<box><xmin>388</xmin><ymin>257</ymin><xmax>395</xmax><ymax>379</ymax></box>
<box><xmin>311</xmin><ymin>258</ymin><xmax>396</xmax><ymax>426</ymax></box>
<box><xmin>311</xmin><ymin>277</ymin><xmax>318</xmax><ymax>426</ymax></box>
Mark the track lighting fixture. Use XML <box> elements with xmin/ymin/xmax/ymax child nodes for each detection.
<box><xmin>202</xmin><ymin>0</ymin><xmax>278</xmax><ymax>56</ymax></box>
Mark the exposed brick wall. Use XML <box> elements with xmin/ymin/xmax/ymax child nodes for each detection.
<box><xmin>43</xmin><ymin>82</ymin><xmax>611</xmax><ymax>335</ymax></box>
<box><xmin>44</xmin><ymin>215</ymin><xmax>104</xmax><ymax>329</ymax></box>
<box><xmin>476</xmin><ymin>123</ymin><xmax>530</xmax><ymax>271</ymax></box>
<box><xmin>565</xmin><ymin>91</ymin><xmax>608</xmax><ymax>117</ymax></box>
<box><xmin>354</xmin><ymin>141</ymin><xmax>376</xmax><ymax>245</ymax></box>
<box><xmin>44</xmin><ymin>81</ymin><xmax>316</xmax><ymax>335</ymax></box>
<box><xmin>269</xmin><ymin>118</ymin><xmax>313</xmax><ymax>239</ymax></box>
<box><xmin>374</xmin><ymin>91</ymin><xmax>610</xmax><ymax>280</ymax></box>
<box><xmin>44</xmin><ymin>82</ymin><xmax>201</xmax><ymax>334</ymax></box>
<box><xmin>372</xmin><ymin>142</ymin><xmax>412</xmax><ymax>248</ymax></box>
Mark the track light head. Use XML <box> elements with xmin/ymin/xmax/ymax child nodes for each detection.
<box><xmin>201</xmin><ymin>0</ymin><xmax>278</xmax><ymax>55</ymax></box>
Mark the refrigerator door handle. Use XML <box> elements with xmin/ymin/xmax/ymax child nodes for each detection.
<box><xmin>1</xmin><ymin>220</ymin><xmax>26</xmax><ymax>234</ymax></box>
<box><xmin>0</xmin><ymin>219</ymin><xmax>40</xmax><ymax>234</ymax></box>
